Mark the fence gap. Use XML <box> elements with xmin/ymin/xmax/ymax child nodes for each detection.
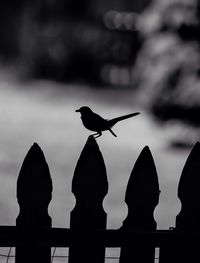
<box><xmin>16</xmin><ymin>143</ymin><xmax>53</xmax><ymax>263</ymax></box>
<box><xmin>119</xmin><ymin>146</ymin><xmax>160</xmax><ymax>263</ymax></box>
<box><xmin>68</xmin><ymin>136</ymin><xmax>108</xmax><ymax>263</ymax></box>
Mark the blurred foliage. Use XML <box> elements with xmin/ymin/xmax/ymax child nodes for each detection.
<box><xmin>133</xmin><ymin>0</ymin><xmax>200</xmax><ymax>129</ymax></box>
<box><xmin>0</xmin><ymin>0</ymin><xmax>143</xmax><ymax>86</ymax></box>
<box><xmin>20</xmin><ymin>17</ymin><xmax>141</xmax><ymax>85</ymax></box>
<box><xmin>0</xmin><ymin>1</ymin><xmax>27</xmax><ymax>59</ymax></box>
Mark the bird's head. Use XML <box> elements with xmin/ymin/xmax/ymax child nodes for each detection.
<box><xmin>75</xmin><ymin>106</ymin><xmax>93</xmax><ymax>115</ymax></box>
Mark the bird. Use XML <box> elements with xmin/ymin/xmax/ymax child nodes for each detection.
<box><xmin>76</xmin><ymin>106</ymin><xmax>140</xmax><ymax>138</ymax></box>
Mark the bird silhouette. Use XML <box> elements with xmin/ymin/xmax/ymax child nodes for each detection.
<box><xmin>76</xmin><ymin>106</ymin><xmax>140</xmax><ymax>138</ymax></box>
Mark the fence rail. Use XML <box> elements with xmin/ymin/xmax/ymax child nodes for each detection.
<box><xmin>1</xmin><ymin>136</ymin><xmax>200</xmax><ymax>262</ymax></box>
<box><xmin>0</xmin><ymin>227</ymin><xmax>200</xmax><ymax>247</ymax></box>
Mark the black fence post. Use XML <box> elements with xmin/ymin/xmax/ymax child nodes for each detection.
<box><xmin>160</xmin><ymin>142</ymin><xmax>200</xmax><ymax>263</ymax></box>
<box><xmin>68</xmin><ymin>136</ymin><xmax>108</xmax><ymax>263</ymax></box>
<box><xmin>120</xmin><ymin>146</ymin><xmax>160</xmax><ymax>263</ymax></box>
<box><xmin>16</xmin><ymin>143</ymin><xmax>53</xmax><ymax>263</ymax></box>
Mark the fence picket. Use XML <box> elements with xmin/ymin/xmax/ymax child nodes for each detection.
<box><xmin>120</xmin><ymin>146</ymin><xmax>160</xmax><ymax>263</ymax></box>
<box><xmin>160</xmin><ymin>142</ymin><xmax>200</xmax><ymax>262</ymax></box>
<box><xmin>16</xmin><ymin>143</ymin><xmax>53</xmax><ymax>263</ymax></box>
<box><xmin>68</xmin><ymin>136</ymin><xmax>108</xmax><ymax>263</ymax></box>
<box><xmin>176</xmin><ymin>141</ymin><xmax>200</xmax><ymax>262</ymax></box>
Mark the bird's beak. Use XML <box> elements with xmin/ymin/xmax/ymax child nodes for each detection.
<box><xmin>75</xmin><ymin>109</ymin><xmax>80</xmax><ymax>112</ymax></box>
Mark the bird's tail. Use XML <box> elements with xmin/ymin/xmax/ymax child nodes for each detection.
<box><xmin>109</xmin><ymin>112</ymin><xmax>140</xmax><ymax>126</ymax></box>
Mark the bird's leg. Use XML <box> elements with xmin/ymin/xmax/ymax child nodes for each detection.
<box><xmin>91</xmin><ymin>131</ymin><xmax>102</xmax><ymax>138</ymax></box>
<box><xmin>109</xmin><ymin>129</ymin><xmax>117</xmax><ymax>137</ymax></box>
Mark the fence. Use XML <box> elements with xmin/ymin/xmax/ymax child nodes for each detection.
<box><xmin>0</xmin><ymin>137</ymin><xmax>200</xmax><ymax>263</ymax></box>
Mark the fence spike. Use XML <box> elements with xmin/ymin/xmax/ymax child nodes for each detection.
<box><xmin>177</xmin><ymin>141</ymin><xmax>200</xmax><ymax>229</ymax></box>
<box><xmin>16</xmin><ymin>143</ymin><xmax>52</xmax><ymax>263</ymax></box>
<box><xmin>176</xmin><ymin>142</ymin><xmax>200</xmax><ymax>262</ymax></box>
<box><xmin>160</xmin><ymin>142</ymin><xmax>200</xmax><ymax>263</ymax></box>
<box><xmin>120</xmin><ymin>146</ymin><xmax>160</xmax><ymax>263</ymax></box>
<box><xmin>123</xmin><ymin>146</ymin><xmax>160</xmax><ymax>229</ymax></box>
<box><xmin>69</xmin><ymin>136</ymin><xmax>108</xmax><ymax>263</ymax></box>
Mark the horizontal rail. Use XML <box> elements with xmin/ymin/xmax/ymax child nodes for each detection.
<box><xmin>0</xmin><ymin>226</ymin><xmax>200</xmax><ymax>247</ymax></box>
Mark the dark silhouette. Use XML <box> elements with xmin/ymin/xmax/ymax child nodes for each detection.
<box><xmin>16</xmin><ymin>143</ymin><xmax>52</xmax><ymax>263</ymax></box>
<box><xmin>1</xmin><ymin>140</ymin><xmax>200</xmax><ymax>262</ymax></box>
<box><xmin>120</xmin><ymin>146</ymin><xmax>160</xmax><ymax>263</ymax></box>
<box><xmin>69</xmin><ymin>136</ymin><xmax>108</xmax><ymax>263</ymax></box>
<box><xmin>76</xmin><ymin>106</ymin><xmax>140</xmax><ymax>138</ymax></box>
<box><xmin>159</xmin><ymin>142</ymin><xmax>200</xmax><ymax>263</ymax></box>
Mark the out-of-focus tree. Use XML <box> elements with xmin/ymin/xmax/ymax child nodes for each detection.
<box><xmin>133</xmin><ymin>0</ymin><xmax>200</xmax><ymax>146</ymax></box>
<box><xmin>0</xmin><ymin>0</ymin><xmax>147</xmax><ymax>84</ymax></box>
<box><xmin>0</xmin><ymin>0</ymin><xmax>27</xmax><ymax>59</ymax></box>
<box><xmin>92</xmin><ymin>0</ymin><xmax>152</xmax><ymax>16</ymax></box>
<box><xmin>0</xmin><ymin>0</ymin><xmax>92</xmax><ymax>61</ymax></box>
<box><xmin>17</xmin><ymin>0</ymin><xmax>143</xmax><ymax>84</ymax></box>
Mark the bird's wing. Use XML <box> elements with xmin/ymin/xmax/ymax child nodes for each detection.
<box><xmin>81</xmin><ymin>112</ymin><xmax>109</xmax><ymax>131</ymax></box>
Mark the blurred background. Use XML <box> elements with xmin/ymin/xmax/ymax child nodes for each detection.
<box><xmin>0</xmin><ymin>0</ymin><xmax>200</xmax><ymax>236</ymax></box>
